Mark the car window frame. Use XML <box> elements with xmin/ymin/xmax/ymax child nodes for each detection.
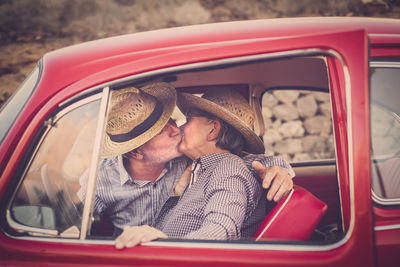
<box><xmin>5</xmin><ymin>91</ymin><xmax>106</xmax><ymax>239</ymax></box>
<box><xmin>85</xmin><ymin>49</ymin><xmax>350</xmax><ymax>251</ymax></box>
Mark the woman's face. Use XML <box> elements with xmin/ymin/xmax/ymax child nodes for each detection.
<box><xmin>178</xmin><ymin>114</ymin><xmax>214</xmax><ymax>160</ymax></box>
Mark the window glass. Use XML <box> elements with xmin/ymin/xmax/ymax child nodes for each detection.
<box><xmin>9</xmin><ymin>99</ymin><xmax>100</xmax><ymax>238</ymax></box>
<box><xmin>370</xmin><ymin>66</ymin><xmax>400</xmax><ymax>200</ymax></box>
<box><xmin>0</xmin><ymin>65</ymin><xmax>40</xmax><ymax>143</ymax></box>
<box><xmin>261</xmin><ymin>90</ymin><xmax>334</xmax><ymax>162</ymax></box>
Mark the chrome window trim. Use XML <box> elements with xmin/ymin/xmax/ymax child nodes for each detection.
<box><xmin>326</xmin><ymin>59</ymin><xmax>346</xmax><ymax>232</ymax></box>
<box><xmin>370</xmin><ymin>61</ymin><xmax>400</xmax><ymax>68</ymax></box>
<box><xmin>54</xmin><ymin>93</ymin><xmax>102</xmax><ymax>121</ymax></box>
<box><xmin>375</xmin><ymin>223</ymin><xmax>400</xmax><ymax>231</ymax></box>
<box><xmin>6</xmin><ymin>48</ymin><xmax>354</xmax><ymax>253</ymax></box>
<box><xmin>80</xmin><ymin>87</ymin><xmax>110</xmax><ymax>240</ymax></box>
<box><xmin>372</xmin><ymin>190</ymin><xmax>400</xmax><ymax>206</ymax></box>
<box><xmin>369</xmin><ymin>61</ymin><xmax>400</xmax><ymax>206</ymax></box>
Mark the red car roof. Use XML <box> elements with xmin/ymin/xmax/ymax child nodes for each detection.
<box><xmin>42</xmin><ymin>17</ymin><xmax>400</xmax><ymax>97</ymax></box>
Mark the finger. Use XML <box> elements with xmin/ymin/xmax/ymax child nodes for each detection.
<box><xmin>266</xmin><ymin>175</ymin><xmax>282</xmax><ymax>201</ymax></box>
<box><xmin>270</xmin><ymin>173</ymin><xmax>293</xmax><ymax>202</ymax></box>
<box><xmin>272</xmin><ymin>180</ymin><xmax>289</xmax><ymax>202</ymax></box>
<box><xmin>252</xmin><ymin>161</ymin><xmax>266</xmax><ymax>177</ymax></box>
<box><xmin>126</xmin><ymin>226</ymin><xmax>158</xmax><ymax>247</ymax></box>
<box><xmin>252</xmin><ymin>161</ymin><xmax>275</xmax><ymax>189</ymax></box>
<box><xmin>115</xmin><ymin>226</ymin><xmax>146</xmax><ymax>249</ymax></box>
<box><xmin>262</xmin><ymin>170</ymin><xmax>276</xmax><ymax>189</ymax></box>
<box><xmin>140</xmin><ymin>229</ymin><xmax>167</xmax><ymax>243</ymax></box>
<box><xmin>263</xmin><ymin>166</ymin><xmax>279</xmax><ymax>190</ymax></box>
<box><xmin>275</xmin><ymin>178</ymin><xmax>293</xmax><ymax>202</ymax></box>
<box><xmin>125</xmin><ymin>233</ymin><xmax>144</xmax><ymax>248</ymax></box>
<box><xmin>174</xmin><ymin>166</ymin><xmax>191</xmax><ymax>195</ymax></box>
<box><xmin>115</xmin><ymin>226</ymin><xmax>133</xmax><ymax>249</ymax></box>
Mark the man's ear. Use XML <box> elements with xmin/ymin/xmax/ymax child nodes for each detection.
<box><xmin>125</xmin><ymin>149</ymin><xmax>144</xmax><ymax>160</ymax></box>
<box><xmin>207</xmin><ymin>120</ymin><xmax>221</xmax><ymax>141</ymax></box>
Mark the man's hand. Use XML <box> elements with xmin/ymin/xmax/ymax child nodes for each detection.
<box><xmin>115</xmin><ymin>225</ymin><xmax>167</xmax><ymax>249</ymax></box>
<box><xmin>174</xmin><ymin>166</ymin><xmax>191</xmax><ymax>196</ymax></box>
<box><xmin>252</xmin><ymin>161</ymin><xmax>293</xmax><ymax>202</ymax></box>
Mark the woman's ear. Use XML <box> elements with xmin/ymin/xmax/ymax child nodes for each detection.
<box><xmin>207</xmin><ymin>120</ymin><xmax>221</xmax><ymax>141</ymax></box>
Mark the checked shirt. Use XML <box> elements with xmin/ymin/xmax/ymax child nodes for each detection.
<box><xmin>155</xmin><ymin>153</ymin><xmax>267</xmax><ymax>240</ymax></box>
<box><xmin>78</xmin><ymin>155</ymin><xmax>188</xmax><ymax>230</ymax></box>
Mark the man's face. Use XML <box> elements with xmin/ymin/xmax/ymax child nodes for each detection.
<box><xmin>139</xmin><ymin>119</ymin><xmax>183</xmax><ymax>164</ymax></box>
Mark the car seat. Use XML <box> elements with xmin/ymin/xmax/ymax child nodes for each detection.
<box><xmin>253</xmin><ymin>185</ymin><xmax>327</xmax><ymax>241</ymax></box>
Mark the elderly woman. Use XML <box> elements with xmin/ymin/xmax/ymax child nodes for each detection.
<box><xmin>115</xmin><ymin>88</ymin><xmax>267</xmax><ymax>248</ymax></box>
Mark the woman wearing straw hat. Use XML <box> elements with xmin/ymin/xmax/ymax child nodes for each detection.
<box><xmin>115</xmin><ymin>88</ymin><xmax>273</xmax><ymax>247</ymax></box>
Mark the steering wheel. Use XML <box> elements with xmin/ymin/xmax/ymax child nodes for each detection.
<box><xmin>41</xmin><ymin>163</ymin><xmax>83</xmax><ymax>233</ymax></box>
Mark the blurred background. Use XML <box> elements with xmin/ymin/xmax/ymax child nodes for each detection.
<box><xmin>1</xmin><ymin>0</ymin><xmax>400</xmax><ymax>107</ymax></box>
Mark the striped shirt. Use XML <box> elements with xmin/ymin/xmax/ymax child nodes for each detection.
<box><xmin>78</xmin><ymin>155</ymin><xmax>188</xmax><ymax>230</ymax></box>
<box><xmin>155</xmin><ymin>153</ymin><xmax>266</xmax><ymax>240</ymax></box>
<box><xmin>78</xmin><ymin>153</ymin><xmax>293</xmax><ymax>232</ymax></box>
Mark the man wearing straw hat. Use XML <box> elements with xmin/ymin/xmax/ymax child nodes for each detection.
<box><xmin>78</xmin><ymin>82</ymin><xmax>294</xmax><ymax>236</ymax></box>
<box><xmin>115</xmin><ymin>87</ymin><xmax>292</xmax><ymax>247</ymax></box>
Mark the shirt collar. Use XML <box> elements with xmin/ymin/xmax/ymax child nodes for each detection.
<box><xmin>117</xmin><ymin>155</ymin><xmax>131</xmax><ymax>186</ymax></box>
<box><xmin>118</xmin><ymin>155</ymin><xmax>171</xmax><ymax>186</ymax></box>
<box><xmin>187</xmin><ymin>153</ymin><xmax>232</xmax><ymax>188</ymax></box>
<box><xmin>194</xmin><ymin>153</ymin><xmax>231</xmax><ymax>171</ymax></box>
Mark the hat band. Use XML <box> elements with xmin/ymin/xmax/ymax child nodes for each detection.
<box><xmin>107</xmin><ymin>100</ymin><xmax>163</xmax><ymax>143</ymax></box>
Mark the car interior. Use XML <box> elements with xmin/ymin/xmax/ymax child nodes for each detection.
<box><xmin>8</xmin><ymin>53</ymin><xmax>345</xmax><ymax>244</ymax></box>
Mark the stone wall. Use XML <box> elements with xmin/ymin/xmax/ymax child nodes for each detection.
<box><xmin>262</xmin><ymin>90</ymin><xmax>335</xmax><ymax>162</ymax></box>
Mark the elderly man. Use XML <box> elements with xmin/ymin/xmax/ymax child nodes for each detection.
<box><xmin>78</xmin><ymin>83</ymin><xmax>294</xmax><ymax>235</ymax></box>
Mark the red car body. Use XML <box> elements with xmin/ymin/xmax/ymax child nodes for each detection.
<box><xmin>0</xmin><ymin>17</ymin><xmax>399</xmax><ymax>266</ymax></box>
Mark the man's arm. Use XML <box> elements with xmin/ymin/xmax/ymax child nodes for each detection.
<box><xmin>175</xmin><ymin>155</ymin><xmax>295</xmax><ymax>202</ymax></box>
<box><xmin>242</xmin><ymin>154</ymin><xmax>295</xmax><ymax>202</ymax></box>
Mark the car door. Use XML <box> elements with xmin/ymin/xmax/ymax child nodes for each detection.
<box><xmin>0</xmin><ymin>28</ymin><xmax>373</xmax><ymax>266</ymax></box>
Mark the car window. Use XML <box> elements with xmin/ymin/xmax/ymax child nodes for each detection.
<box><xmin>261</xmin><ymin>90</ymin><xmax>334</xmax><ymax>162</ymax></box>
<box><xmin>370</xmin><ymin>63</ymin><xmax>400</xmax><ymax>202</ymax></box>
<box><xmin>82</xmin><ymin>55</ymin><xmax>341</xmax><ymax>244</ymax></box>
<box><xmin>0</xmin><ymin>64</ymin><xmax>40</xmax><ymax>143</ymax></box>
<box><xmin>8</xmin><ymin>97</ymin><xmax>100</xmax><ymax>238</ymax></box>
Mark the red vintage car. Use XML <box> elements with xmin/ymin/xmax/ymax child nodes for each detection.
<box><xmin>0</xmin><ymin>17</ymin><xmax>399</xmax><ymax>266</ymax></box>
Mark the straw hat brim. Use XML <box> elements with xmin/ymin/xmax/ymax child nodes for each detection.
<box><xmin>102</xmin><ymin>83</ymin><xmax>176</xmax><ymax>157</ymax></box>
<box><xmin>177</xmin><ymin>93</ymin><xmax>265</xmax><ymax>154</ymax></box>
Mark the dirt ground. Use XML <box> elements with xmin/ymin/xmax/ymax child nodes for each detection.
<box><xmin>1</xmin><ymin>0</ymin><xmax>399</xmax><ymax>107</ymax></box>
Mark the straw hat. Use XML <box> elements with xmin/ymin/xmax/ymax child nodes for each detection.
<box><xmin>177</xmin><ymin>88</ymin><xmax>265</xmax><ymax>154</ymax></box>
<box><xmin>102</xmin><ymin>82</ymin><xmax>176</xmax><ymax>157</ymax></box>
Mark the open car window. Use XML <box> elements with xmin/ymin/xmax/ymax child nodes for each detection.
<box><xmin>83</xmin><ymin>54</ymin><xmax>342</xmax><ymax>244</ymax></box>
<box><xmin>261</xmin><ymin>89</ymin><xmax>334</xmax><ymax>163</ymax></box>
